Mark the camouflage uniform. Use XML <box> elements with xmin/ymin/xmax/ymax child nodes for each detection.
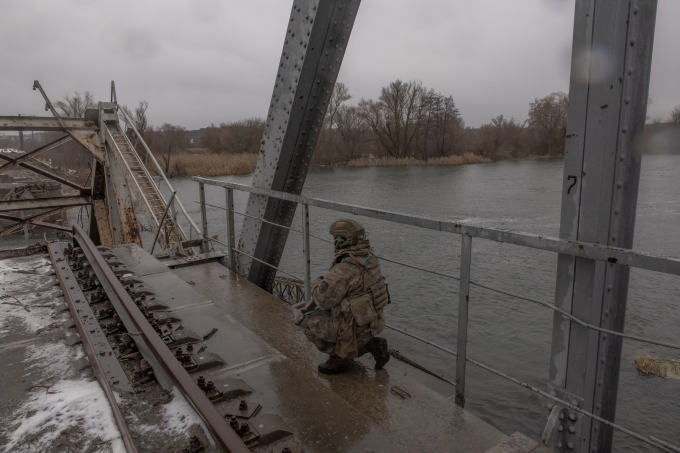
<box><xmin>301</xmin><ymin>240</ymin><xmax>389</xmax><ymax>360</ymax></box>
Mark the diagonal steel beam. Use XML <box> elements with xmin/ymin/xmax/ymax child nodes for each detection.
<box><xmin>0</xmin><ymin>154</ymin><xmax>88</xmax><ymax>192</ymax></box>
<box><xmin>237</xmin><ymin>0</ymin><xmax>362</xmax><ymax>290</ymax></box>
<box><xmin>0</xmin><ymin>116</ymin><xmax>98</xmax><ymax>132</ymax></box>
<box><xmin>30</xmin><ymin>220</ymin><xmax>71</xmax><ymax>232</ymax></box>
<box><xmin>0</xmin><ymin>196</ymin><xmax>90</xmax><ymax>212</ymax></box>
<box><xmin>0</xmin><ymin>135</ymin><xmax>72</xmax><ymax>173</ymax></box>
<box><xmin>32</xmin><ymin>81</ymin><xmax>105</xmax><ymax>162</ymax></box>
<box><xmin>0</xmin><ymin>207</ymin><xmax>69</xmax><ymax>237</ymax></box>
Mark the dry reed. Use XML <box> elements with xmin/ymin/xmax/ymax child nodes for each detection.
<box><xmin>165</xmin><ymin>152</ymin><xmax>257</xmax><ymax>177</ymax></box>
<box><xmin>635</xmin><ymin>356</ymin><xmax>664</xmax><ymax>377</ymax></box>
<box><xmin>347</xmin><ymin>153</ymin><xmax>490</xmax><ymax>168</ymax></box>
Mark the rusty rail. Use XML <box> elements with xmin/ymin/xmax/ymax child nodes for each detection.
<box><xmin>71</xmin><ymin>224</ymin><xmax>248</xmax><ymax>453</ymax></box>
<box><xmin>45</xmin><ymin>237</ymin><xmax>138</xmax><ymax>453</ymax></box>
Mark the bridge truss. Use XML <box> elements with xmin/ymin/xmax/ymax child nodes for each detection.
<box><xmin>0</xmin><ymin>0</ymin><xmax>663</xmax><ymax>451</ymax></box>
<box><xmin>0</xmin><ymin>81</ymin><xmax>204</xmax><ymax>257</ymax></box>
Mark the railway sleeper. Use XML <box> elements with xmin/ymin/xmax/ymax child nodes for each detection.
<box><xmin>53</xmin><ymin>239</ymin><xmax>301</xmax><ymax>451</ymax></box>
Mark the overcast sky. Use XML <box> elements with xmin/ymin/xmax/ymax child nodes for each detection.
<box><xmin>1</xmin><ymin>0</ymin><xmax>678</xmax><ymax>129</ymax></box>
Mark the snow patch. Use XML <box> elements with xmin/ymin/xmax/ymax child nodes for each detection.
<box><xmin>25</xmin><ymin>341</ymin><xmax>84</xmax><ymax>379</ymax></box>
<box><xmin>0</xmin><ymin>287</ymin><xmax>63</xmax><ymax>338</ymax></box>
<box><xmin>161</xmin><ymin>387</ymin><xmax>213</xmax><ymax>445</ymax></box>
<box><xmin>161</xmin><ymin>387</ymin><xmax>205</xmax><ymax>435</ymax></box>
<box><xmin>2</xmin><ymin>379</ymin><xmax>125</xmax><ymax>453</ymax></box>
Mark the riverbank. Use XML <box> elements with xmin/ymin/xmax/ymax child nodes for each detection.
<box><xmin>346</xmin><ymin>153</ymin><xmax>490</xmax><ymax>167</ymax></box>
<box><xmin>163</xmin><ymin>151</ymin><xmax>492</xmax><ymax>177</ymax></box>
<box><xmin>160</xmin><ymin>151</ymin><xmax>257</xmax><ymax>177</ymax></box>
<box><xmin>162</xmin><ymin>150</ymin><xmax>562</xmax><ymax>177</ymax></box>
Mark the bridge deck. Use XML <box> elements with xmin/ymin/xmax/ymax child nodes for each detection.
<box><xmin>0</xmin><ymin>244</ymin><xmax>551</xmax><ymax>452</ymax></box>
<box><xmin>171</xmin><ymin>257</ymin><xmax>522</xmax><ymax>452</ymax></box>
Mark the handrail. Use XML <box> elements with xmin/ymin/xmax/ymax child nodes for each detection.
<box><xmin>193</xmin><ymin>176</ymin><xmax>680</xmax><ymax>453</ymax></box>
<box><xmin>191</xmin><ymin>202</ymin><xmax>680</xmax><ymax>352</ymax></box>
<box><xmin>116</xmin><ymin>106</ymin><xmax>202</xmax><ymax>239</ymax></box>
<box><xmin>384</xmin><ymin>324</ymin><xmax>680</xmax><ymax>453</ymax></box>
<box><xmin>192</xmin><ymin>177</ymin><xmax>680</xmax><ymax>277</ymax></box>
<box><xmin>151</xmin><ymin>191</ymin><xmax>176</xmax><ymax>255</ymax></box>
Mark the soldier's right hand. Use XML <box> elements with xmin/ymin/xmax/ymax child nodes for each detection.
<box><xmin>294</xmin><ymin>309</ymin><xmax>306</xmax><ymax>326</ymax></box>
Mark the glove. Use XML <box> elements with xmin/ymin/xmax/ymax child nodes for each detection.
<box><xmin>294</xmin><ymin>309</ymin><xmax>306</xmax><ymax>326</ymax></box>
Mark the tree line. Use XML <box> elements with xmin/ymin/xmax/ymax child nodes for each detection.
<box><xmin>163</xmin><ymin>82</ymin><xmax>680</xmax><ymax>164</ymax></box>
<box><xmin>2</xmin><ymin>85</ymin><xmax>679</xmax><ymax>177</ymax></box>
<box><xmin>193</xmin><ymin>80</ymin><xmax>572</xmax><ymax>165</ymax></box>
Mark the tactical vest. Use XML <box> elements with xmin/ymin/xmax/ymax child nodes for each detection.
<box><xmin>332</xmin><ymin>251</ymin><xmax>389</xmax><ymax>358</ymax></box>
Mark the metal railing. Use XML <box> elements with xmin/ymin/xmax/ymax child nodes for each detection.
<box><xmin>192</xmin><ymin>176</ymin><xmax>680</xmax><ymax>453</ymax></box>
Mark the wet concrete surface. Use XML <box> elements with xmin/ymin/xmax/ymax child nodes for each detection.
<box><xmin>162</xmin><ymin>252</ymin><xmax>509</xmax><ymax>452</ymax></box>
<box><xmin>119</xmin><ymin>245</ymin><xmax>408</xmax><ymax>452</ymax></box>
<box><xmin>1</xmin><ymin>246</ymin><xmax>512</xmax><ymax>452</ymax></box>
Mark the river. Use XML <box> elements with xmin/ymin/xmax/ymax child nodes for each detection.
<box><xmin>4</xmin><ymin>155</ymin><xmax>680</xmax><ymax>452</ymax></box>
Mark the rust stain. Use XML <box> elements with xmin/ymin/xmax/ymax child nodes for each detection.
<box><xmin>123</xmin><ymin>205</ymin><xmax>143</xmax><ymax>248</ymax></box>
<box><xmin>607</xmin><ymin>257</ymin><xmax>618</xmax><ymax>264</ymax></box>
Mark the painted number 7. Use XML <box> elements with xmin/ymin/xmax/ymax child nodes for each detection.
<box><xmin>567</xmin><ymin>175</ymin><xmax>578</xmax><ymax>194</ymax></box>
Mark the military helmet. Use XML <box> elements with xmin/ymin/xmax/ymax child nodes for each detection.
<box><xmin>329</xmin><ymin>219</ymin><xmax>366</xmax><ymax>249</ymax></box>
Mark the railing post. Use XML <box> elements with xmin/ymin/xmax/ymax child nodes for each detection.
<box><xmin>199</xmin><ymin>182</ymin><xmax>208</xmax><ymax>254</ymax></box>
<box><xmin>455</xmin><ymin>233</ymin><xmax>472</xmax><ymax>407</ymax></box>
<box><xmin>301</xmin><ymin>203</ymin><xmax>311</xmax><ymax>302</ymax></box>
<box><xmin>170</xmin><ymin>198</ymin><xmax>185</xmax><ymax>255</ymax></box>
<box><xmin>225</xmin><ymin>188</ymin><xmax>236</xmax><ymax>271</ymax></box>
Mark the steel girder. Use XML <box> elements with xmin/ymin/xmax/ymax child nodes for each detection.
<box><xmin>0</xmin><ymin>154</ymin><xmax>89</xmax><ymax>192</ymax></box>
<box><xmin>0</xmin><ymin>207</ymin><xmax>70</xmax><ymax>237</ymax></box>
<box><xmin>547</xmin><ymin>2</ymin><xmax>658</xmax><ymax>452</ymax></box>
<box><xmin>0</xmin><ymin>116</ymin><xmax>98</xmax><ymax>132</ymax></box>
<box><xmin>88</xmin><ymin>159</ymin><xmax>113</xmax><ymax>246</ymax></box>
<box><xmin>0</xmin><ymin>135</ymin><xmax>72</xmax><ymax>172</ymax></box>
<box><xmin>0</xmin><ymin>115</ymin><xmax>103</xmax><ymax>162</ymax></box>
<box><xmin>237</xmin><ymin>0</ymin><xmax>361</xmax><ymax>290</ymax></box>
<box><xmin>0</xmin><ymin>196</ymin><xmax>91</xmax><ymax>212</ymax></box>
<box><xmin>32</xmin><ymin>81</ymin><xmax>106</xmax><ymax>162</ymax></box>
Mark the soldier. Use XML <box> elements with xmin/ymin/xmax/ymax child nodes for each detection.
<box><xmin>297</xmin><ymin>219</ymin><xmax>391</xmax><ymax>374</ymax></box>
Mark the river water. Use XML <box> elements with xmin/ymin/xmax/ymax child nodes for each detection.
<box><xmin>4</xmin><ymin>155</ymin><xmax>680</xmax><ymax>451</ymax></box>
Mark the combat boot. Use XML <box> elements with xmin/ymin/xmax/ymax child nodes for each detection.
<box><xmin>318</xmin><ymin>355</ymin><xmax>353</xmax><ymax>374</ymax></box>
<box><xmin>366</xmin><ymin>337</ymin><xmax>390</xmax><ymax>370</ymax></box>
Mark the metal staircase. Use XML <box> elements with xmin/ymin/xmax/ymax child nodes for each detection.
<box><xmin>104</xmin><ymin>126</ymin><xmax>185</xmax><ymax>253</ymax></box>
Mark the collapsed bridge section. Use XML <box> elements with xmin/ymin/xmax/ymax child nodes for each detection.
<box><xmin>0</xmin><ymin>81</ymin><xmax>207</xmax><ymax>258</ymax></box>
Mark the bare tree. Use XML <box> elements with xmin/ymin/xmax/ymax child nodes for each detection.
<box><xmin>420</xmin><ymin>90</ymin><xmax>464</xmax><ymax>158</ymax></box>
<box><xmin>134</xmin><ymin>101</ymin><xmax>150</xmax><ymax>137</ymax></box>
<box><xmin>358</xmin><ymin>80</ymin><xmax>426</xmax><ymax>158</ymax></box>
<box><xmin>56</xmin><ymin>91</ymin><xmax>95</xmax><ymax>118</ymax></box>
<box><xmin>151</xmin><ymin>123</ymin><xmax>187</xmax><ymax>176</ymax></box>
<box><xmin>670</xmin><ymin>105</ymin><xmax>680</xmax><ymax>124</ymax></box>
<box><xmin>315</xmin><ymin>83</ymin><xmax>356</xmax><ymax>163</ymax></box>
<box><xmin>527</xmin><ymin>92</ymin><xmax>569</xmax><ymax>156</ymax></box>
<box><xmin>120</xmin><ymin>101</ymin><xmax>150</xmax><ymax>135</ymax></box>
<box><xmin>326</xmin><ymin>82</ymin><xmax>352</xmax><ymax>137</ymax></box>
<box><xmin>225</xmin><ymin>118</ymin><xmax>265</xmax><ymax>154</ymax></box>
<box><xmin>200</xmin><ymin>118</ymin><xmax>264</xmax><ymax>154</ymax></box>
<box><xmin>336</xmin><ymin>105</ymin><xmax>368</xmax><ymax>160</ymax></box>
<box><xmin>468</xmin><ymin>115</ymin><xmax>525</xmax><ymax>160</ymax></box>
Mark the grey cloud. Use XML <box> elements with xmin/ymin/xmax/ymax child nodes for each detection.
<box><xmin>0</xmin><ymin>0</ymin><xmax>677</xmax><ymax>129</ymax></box>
